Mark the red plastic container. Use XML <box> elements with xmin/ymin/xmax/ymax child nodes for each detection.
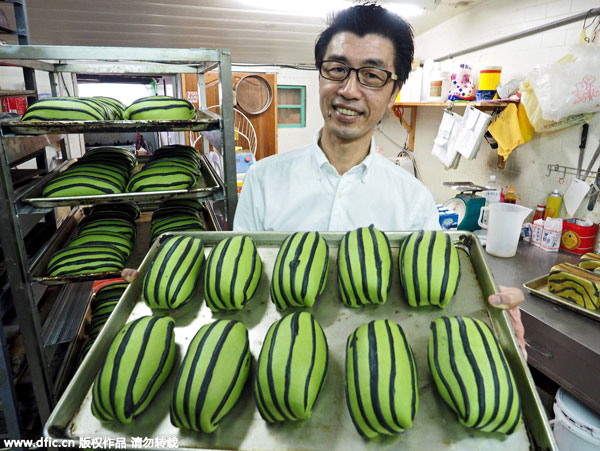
<box><xmin>560</xmin><ymin>219</ymin><xmax>599</xmax><ymax>255</ymax></box>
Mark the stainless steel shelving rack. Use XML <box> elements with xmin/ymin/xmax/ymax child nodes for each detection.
<box><xmin>0</xmin><ymin>44</ymin><xmax>236</xmax><ymax>432</ymax></box>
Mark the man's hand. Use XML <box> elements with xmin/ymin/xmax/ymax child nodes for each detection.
<box><xmin>488</xmin><ymin>285</ymin><xmax>527</xmax><ymax>360</ymax></box>
<box><xmin>121</xmin><ymin>268</ymin><xmax>138</xmax><ymax>283</ymax></box>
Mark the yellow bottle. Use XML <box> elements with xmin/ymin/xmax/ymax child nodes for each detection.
<box><xmin>504</xmin><ymin>187</ymin><xmax>517</xmax><ymax>204</ymax></box>
<box><xmin>545</xmin><ymin>188</ymin><xmax>562</xmax><ymax>219</ymax></box>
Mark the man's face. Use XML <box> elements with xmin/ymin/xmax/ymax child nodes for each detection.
<box><xmin>319</xmin><ymin>32</ymin><xmax>400</xmax><ymax>143</ymax></box>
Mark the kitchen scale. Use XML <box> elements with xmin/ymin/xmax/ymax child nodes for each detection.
<box><xmin>442</xmin><ymin>182</ymin><xmax>487</xmax><ymax>232</ymax></box>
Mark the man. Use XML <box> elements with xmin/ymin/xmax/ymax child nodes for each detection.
<box><xmin>232</xmin><ymin>2</ymin><xmax>526</xmax><ymax>354</ymax></box>
<box><xmin>123</xmin><ymin>3</ymin><xmax>525</xmax><ymax>355</ymax></box>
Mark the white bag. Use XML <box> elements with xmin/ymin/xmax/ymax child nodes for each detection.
<box><xmin>432</xmin><ymin>110</ymin><xmax>461</xmax><ymax>168</ymax></box>
<box><xmin>530</xmin><ymin>44</ymin><xmax>600</xmax><ymax>121</ymax></box>
<box><xmin>452</xmin><ymin>105</ymin><xmax>492</xmax><ymax>160</ymax></box>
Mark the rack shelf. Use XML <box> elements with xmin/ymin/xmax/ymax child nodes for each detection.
<box><xmin>0</xmin><ymin>90</ymin><xmax>35</xmax><ymax>97</ymax></box>
<box><xmin>0</xmin><ymin>43</ymin><xmax>236</xmax><ymax>432</ymax></box>
<box><xmin>390</xmin><ymin>100</ymin><xmax>517</xmax><ymax>151</ymax></box>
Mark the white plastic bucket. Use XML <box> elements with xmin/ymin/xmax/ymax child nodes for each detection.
<box><xmin>552</xmin><ymin>388</ymin><xmax>600</xmax><ymax>450</ymax></box>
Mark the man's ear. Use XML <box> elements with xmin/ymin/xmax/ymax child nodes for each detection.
<box><xmin>387</xmin><ymin>83</ymin><xmax>401</xmax><ymax>108</ymax></box>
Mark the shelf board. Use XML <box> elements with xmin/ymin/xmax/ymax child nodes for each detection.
<box><xmin>0</xmin><ymin>90</ymin><xmax>36</xmax><ymax>98</ymax></box>
<box><xmin>1</xmin><ymin>115</ymin><xmax>220</xmax><ymax>135</ymax></box>
<box><xmin>393</xmin><ymin>100</ymin><xmax>515</xmax><ymax>108</ymax></box>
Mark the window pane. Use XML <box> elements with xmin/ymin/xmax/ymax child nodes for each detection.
<box><xmin>278</xmin><ymin>107</ymin><xmax>301</xmax><ymax>125</ymax></box>
<box><xmin>278</xmin><ymin>88</ymin><xmax>302</xmax><ymax>106</ymax></box>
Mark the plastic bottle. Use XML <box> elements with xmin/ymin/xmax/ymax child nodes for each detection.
<box><xmin>504</xmin><ymin>187</ymin><xmax>517</xmax><ymax>204</ymax></box>
<box><xmin>483</xmin><ymin>175</ymin><xmax>501</xmax><ymax>204</ymax></box>
<box><xmin>545</xmin><ymin>189</ymin><xmax>562</xmax><ymax>219</ymax></box>
<box><xmin>532</xmin><ymin>205</ymin><xmax>546</xmax><ymax>222</ymax></box>
<box><xmin>429</xmin><ymin>67</ymin><xmax>451</xmax><ymax>102</ymax></box>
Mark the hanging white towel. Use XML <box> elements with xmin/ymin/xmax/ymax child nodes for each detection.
<box><xmin>453</xmin><ymin>105</ymin><xmax>492</xmax><ymax>160</ymax></box>
<box><xmin>432</xmin><ymin>110</ymin><xmax>462</xmax><ymax>168</ymax></box>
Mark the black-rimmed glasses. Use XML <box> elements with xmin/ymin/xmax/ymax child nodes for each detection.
<box><xmin>318</xmin><ymin>60</ymin><xmax>397</xmax><ymax>88</ymax></box>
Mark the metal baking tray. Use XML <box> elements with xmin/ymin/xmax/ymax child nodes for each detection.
<box><xmin>524</xmin><ymin>274</ymin><xmax>600</xmax><ymax>322</ymax></box>
<box><xmin>23</xmin><ymin>153</ymin><xmax>223</xmax><ymax>208</ymax></box>
<box><xmin>44</xmin><ymin>231</ymin><xmax>556</xmax><ymax>450</ymax></box>
<box><xmin>1</xmin><ymin>110</ymin><xmax>219</xmax><ymax>135</ymax></box>
<box><xmin>29</xmin><ymin>207</ymin><xmax>219</xmax><ymax>285</ymax></box>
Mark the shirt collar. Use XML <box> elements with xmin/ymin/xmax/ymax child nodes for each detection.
<box><xmin>311</xmin><ymin>129</ymin><xmax>377</xmax><ymax>182</ymax></box>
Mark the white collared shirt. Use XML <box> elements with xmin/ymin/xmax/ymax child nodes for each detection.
<box><xmin>233</xmin><ymin>132</ymin><xmax>440</xmax><ymax>232</ymax></box>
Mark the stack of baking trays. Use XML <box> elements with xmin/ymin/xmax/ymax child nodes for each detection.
<box><xmin>27</xmin><ymin>145</ymin><xmax>222</xmax><ymax>285</ymax></box>
<box><xmin>44</xmin><ymin>230</ymin><xmax>557</xmax><ymax>450</ymax></box>
<box><xmin>525</xmin><ymin>252</ymin><xmax>600</xmax><ymax>322</ymax></box>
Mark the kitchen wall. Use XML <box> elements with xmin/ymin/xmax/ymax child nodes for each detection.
<box><xmin>380</xmin><ymin>0</ymin><xmax>600</xmax><ymax>223</ymax></box>
<box><xmin>276</xmin><ymin>67</ymin><xmax>322</xmax><ymax>152</ymax></box>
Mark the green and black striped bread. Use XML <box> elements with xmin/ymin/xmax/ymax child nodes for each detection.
<box><xmin>92</xmin><ymin>96</ymin><xmax>126</xmax><ymax>120</ymax></box>
<box><xmin>143</xmin><ymin>235</ymin><xmax>205</xmax><ymax>310</ymax></box>
<box><xmin>126</xmin><ymin>162</ymin><xmax>198</xmax><ymax>192</ymax></box>
<box><xmin>428</xmin><ymin>316</ymin><xmax>522</xmax><ymax>434</ymax></box>
<box><xmin>579</xmin><ymin>252</ymin><xmax>600</xmax><ymax>270</ymax></box>
<box><xmin>150</xmin><ymin>214</ymin><xmax>205</xmax><ymax>243</ymax></box>
<box><xmin>91</xmin><ymin>316</ymin><xmax>176</xmax><ymax>423</ymax></box>
<box><xmin>399</xmin><ymin>230</ymin><xmax>461</xmax><ymax>308</ymax></box>
<box><xmin>78</xmin><ymin>217</ymin><xmax>136</xmax><ymax>240</ymax></box>
<box><xmin>22</xmin><ymin>97</ymin><xmax>109</xmax><ymax>121</ymax></box>
<box><xmin>548</xmin><ymin>262</ymin><xmax>600</xmax><ymax>310</ymax></box>
<box><xmin>46</xmin><ymin>245</ymin><xmax>125</xmax><ymax>276</ymax></box>
<box><xmin>67</xmin><ymin>232</ymin><xmax>133</xmax><ymax>259</ymax></box>
<box><xmin>270</xmin><ymin>232</ymin><xmax>329</xmax><ymax>310</ymax></box>
<box><xmin>170</xmin><ymin>320</ymin><xmax>250</xmax><ymax>433</ymax></box>
<box><xmin>346</xmin><ymin>320</ymin><xmax>418</xmax><ymax>438</ymax></box>
<box><xmin>254</xmin><ymin>312</ymin><xmax>328</xmax><ymax>423</ymax></box>
<box><xmin>337</xmin><ymin>225</ymin><xmax>392</xmax><ymax>308</ymax></box>
<box><xmin>80</xmin><ymin>282</ymin><xmax>128</xmax><ymax>362</ymax></box>
<box><xmin>42</xmin><ymin>147</ymin><xmax>135</xmax><ymax>198</ymax></box>
<box><xmin>124</xmin><ymin>96</ymin><xmax>195</xmax><ymax>120</ymax></box>
<box><xmin>88</xmin><ymin>202</ymin><xmax>141</xmax><ymax>221</ymax></box>
<box><xmin>203</xmin><ymin>236</ymin><xmax>262</xmax><ymax>312</ymax></box>
<box><xmin>42</xmin><ymin>164</ymin><xmax>128</xmax><ymax>197</ymax></box>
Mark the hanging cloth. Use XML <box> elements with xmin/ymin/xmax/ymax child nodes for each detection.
<box><xmin>488</xmin><ymin>103</ymin><xmax>524</xmax><ymax>161</ymax></box>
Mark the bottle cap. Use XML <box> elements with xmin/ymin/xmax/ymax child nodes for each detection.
<box><xmin>508</xmin><ymin>187</ymin><xmax>515</xmax><ymax>192</ymax></box>
<box><xmin>553</xmin><ymin>188</ymin><xmax>559</xmax><ymax>194</ymax></box>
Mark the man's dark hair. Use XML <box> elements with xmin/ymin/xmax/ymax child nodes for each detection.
<box><xmin>314</xmin><ymin>2</ymin><xmax>414</xmax><ymax>85</ymax></box>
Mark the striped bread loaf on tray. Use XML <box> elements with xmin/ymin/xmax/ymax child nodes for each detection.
<box><xmin>428</xmin><ymin>316</ymin><xmax>522</xmax><ymax>434</ymax></box>
<box><xmin>399</xmin><ymin>230</ymin><xmax>461</xmax><ymax>308</ymax></box>
<box><xmin>345</xmin><ymin>320</ymin><xmax>418</xmax><ymax>438</ymax></box>
<box><xmin>254</xmin><ymin>312</ymin><xmax>328</xmax><ymax>423</ymax></box>
<box><xmin>170</xmin><ymin>319</ymin><xmax>251</xmax><ymax>433</ymax></box>
<box><xmin>124</xmin><ymin>96</ymin><xmax>195</xmax><ymax>120</ymax></box>
<box><xmin>46</xmin><ymin>245</ymin><xmax>125</xmax><ymax>277</ymax></box>
<box><xmin>579</xmin><ymin>252</ymin><xmax>600</xmax><ymax>271</ymax></box>
<box><xmin>548</xmin><ymin>262</ymin><xmax>600</xmax><ymax>310</ymax></box>
<box><xmin>143</xmin><ymin>235</ymin><xmax>205</xmax><ymax>310</ymax></box>
<box><xmin>91</xmin><ymin>316</ymin><xmax>176</xmax><ymax>423</ymax></box>
<box><xmin>203</xmin><ymin>236</ymin><xmax>262</xmax><ymax>312</ymax></box>
<box><xmin>337</xmin><ymin>225</ymin><xmax>392</xmax><ymax>308</ymax></box>
<box><xmin>270</xmin><ymin>232</ymin><xmax>329</xmax><ymax>310</ymax></box>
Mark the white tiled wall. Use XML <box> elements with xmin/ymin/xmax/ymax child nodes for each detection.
<box><xmin>387</xmin><ymin>0</ymin><xmax>600</xmax><ymax>223</ymax></box>
<box><xmin>276</xmin><ymin>67</ymin><xmax>322</xmax><ymax>153</ymax></box>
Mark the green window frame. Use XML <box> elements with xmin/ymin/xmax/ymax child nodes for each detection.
<box><xmin>277</xmin><ymin>85</ymin><xmax>306</xmax><ymax>128</ymax></box>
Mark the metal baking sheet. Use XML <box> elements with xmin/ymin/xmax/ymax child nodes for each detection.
<box><xmin>23</xmin><ymin>154</ymin><xmax>223</xmax><ymax>208</ymax></box>
<box><xmin>524</xmin><ymin>275</ymin><xmax>600</xmax><ymax>322</ymax></box>
<box><xmin>45</xmin><ymin>231</ymin><xmax>556</xmax><ymax>450</ymax></box>
<box><xmin>1</xmin><ymin>111</ymin><xmax>219</xmax><ymax>135</ymax></box>
<box><xmin>30</xmin><ymin>207</ymin><xmax>219</xmax><ymax>285</ymax></box>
